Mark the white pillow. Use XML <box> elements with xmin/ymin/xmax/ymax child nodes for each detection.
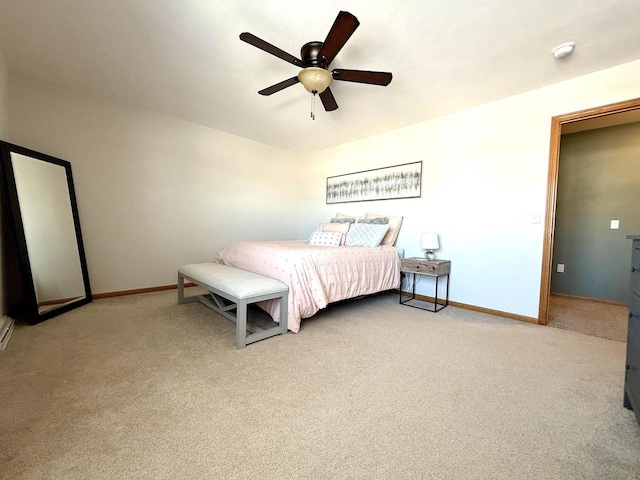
<box><xmin>322</xmin><ymin>222</ymin><xmax>350</xmax><ymax>245</ymax></box>
<box><xmin>365</xmin><ymin>214</ymin><xmax>403</xmax><ymax>245</ymax></box>
<box><xmin>307</xmin><ymin>224</ymin><xmax>323</xmax><ymax>240</ymax></box>
<box><xmin>345</xmin><ymin>223</ymin><xmax>390</xmax><ymax>248</ymax></box>
<box><xmin>308</xmin><ymin>231</ymin><xmax>342</xmax><ymax>247</ymax></box>
<box><xmin>308</xmin><ymin>223</ymin><xmax>351</xmax><ymax>245</ymax></box>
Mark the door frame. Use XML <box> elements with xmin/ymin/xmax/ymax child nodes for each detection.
<box><xmin>538</xmin><ymin>97</ymin><xmax>640</xmax><ymax>325</ymax></box>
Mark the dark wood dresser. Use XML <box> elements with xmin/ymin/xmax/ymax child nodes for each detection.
<box><xmin>624</xmin><ymin>234</ymin><xmax>640</xmax><ymax>428</ymax></box>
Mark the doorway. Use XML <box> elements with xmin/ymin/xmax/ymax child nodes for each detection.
<box><xmin>539</xmin><ymin>97</ymin><xmax>640</xmax><ymax>330</ymax></box>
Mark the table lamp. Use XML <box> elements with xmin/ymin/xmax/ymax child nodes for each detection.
<box><xmin>421</xmin><ymin>233</ymin><xmax>439</xmax><ymax>260</ymax></box>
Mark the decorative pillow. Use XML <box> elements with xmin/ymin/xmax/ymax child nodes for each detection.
<box><xmin>330</xmin><ymin>217</ymin><xmax>356</xmax><ymax>224</ymax></box>
<box><xmin>335</xmin><ymin>212</ymin><xmax>366</xmax><ymax>221</ymax></box>
<box><xmin>308</xmin><ymin>224</ymin><xmax>322</xmax><ymax>239</ymax></box>
<box><xmin>357</xmin><ymin>217</ymin><xmax>388</xmax><ymax>225</ymax></box>
<box><xmin>365</xmin><ymin>214</ymin><xmax>403</xmax><ymax>245</ymax></box>
<box><xmin>345</xmin><ymin>223</ymin><xmax>390</xmax><ymax>248</ymax></box>
<box><xmin>308</xmin><ymin>231</ymin><xmax>342</xmax><ymax>247</ymax></box>
<box><xmin>322</xmin><ymin>222</ymin><xmax>350</xmax><ymax>245</ymax></box>
<box><xmin>308</xmin><ymin>223</ymin><xmax>351</xmax><ymax>245</ymax></box>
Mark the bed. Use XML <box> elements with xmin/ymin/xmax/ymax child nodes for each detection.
<box><xmin>213</xmin><ymin>213</ymin><xmax>403</xmax><ymax>333</ymax></box>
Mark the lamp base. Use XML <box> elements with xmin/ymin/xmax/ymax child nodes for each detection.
<box><xmin>424</xmin><ymin>250</ymin><xmax>435</xmax><ymax>261</ymax></box>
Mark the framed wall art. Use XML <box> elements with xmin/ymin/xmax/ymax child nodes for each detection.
<box><xmin>326</xmin><ymin>161</ymin><xmax>422</xmax><ymax>204</ymax></box>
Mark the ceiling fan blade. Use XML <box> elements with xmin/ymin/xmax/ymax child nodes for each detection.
<box><xmin>317</xmin><ymin>11</ymin><xmax>360</xmax><ymax>67</ymax></box>
<box><xmin>319</xmin><ymin>88</ymin><xmax>339</xmax><ymax>111</ymax></box>
<box><xmin>258</xmin><ymin>76</ymin><xmax>300</xmax><ymax>96</ymax></box>
<box><xmin>240</xmin><ymin>32</ymin><xmax>304</xmax><ymax>68</ymax></box>
<box><xmin>332</xmin><ymin>69</ymin><xmax>393</xmax><ymax>86</ymax></box>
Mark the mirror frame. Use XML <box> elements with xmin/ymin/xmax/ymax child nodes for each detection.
<box><xmin>1</xmin><ymin>141</ymin><xmax>92</xmax><ymax>323</ymax></box>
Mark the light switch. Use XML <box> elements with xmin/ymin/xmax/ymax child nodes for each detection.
<box><xmin>611</xmin><ymin>219</ymin><xmax>620</xmax><ymax>229</ymax></box>
<box><xmin>531</xmin><ymin>212</ymin><xmax>541</xmax><ymax>224</ymax></box>
<box><xmin>557</xmin><ymin>264</ymin><xmax>565</xmax><ymax>273</ymax></box>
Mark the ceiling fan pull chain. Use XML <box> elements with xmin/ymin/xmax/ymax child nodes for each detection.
<box><xmin>310</xmin><ymin>92</ymin><xmax>316</xmax><ymax>120</ymax></box>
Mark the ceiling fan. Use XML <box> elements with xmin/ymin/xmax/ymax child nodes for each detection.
<box><xmin>239</xmin><ymin>11</ymin><xmax>392</xmax><ymax>117</ymax></box>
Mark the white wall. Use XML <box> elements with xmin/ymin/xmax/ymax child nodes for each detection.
<box><xmin>299</xmin><ymin>60</ymin><xmax>640</xmax><ymax>320</ymax></box>
<box><xmin>6</xmin><ymin>60</ymin><xmax>640</xmax><ymax>319</ymax></box>
<box><xmin>7</xmin><ymin>75</ymin><xmax>302</xmax><ymax>295</ymax></box>
<box><xmin>0</xmin><ymin>47</ymin><xmax>10</xmax><ymax>315</ymax></box>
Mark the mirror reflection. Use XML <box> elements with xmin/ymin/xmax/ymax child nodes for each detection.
<box><xmin>11</xmin><ymin>153</ymin><xmax>87</xmax><ymax>313</ymax></box>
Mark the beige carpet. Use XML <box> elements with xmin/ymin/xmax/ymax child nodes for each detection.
<box><xmin>1</xmin><ymin>290</ymin><xmax>639</xmax><ymax>479</ymax></box>
<box><xmin>548</xmin><ymin>294</ymin><xmax>628</xmax><ymax>342</ymax></box>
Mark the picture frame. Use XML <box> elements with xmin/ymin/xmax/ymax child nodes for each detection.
<box><xmin>326</xmin><ymin>161</ymin><xmax>422</xmax><ymax>204</ymax></box>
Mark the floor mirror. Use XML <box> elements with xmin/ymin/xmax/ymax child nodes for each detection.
<box><xmin>1</xmin><ymin>141</ymin><xmax>92</xmax><ymax>323</ymax></box>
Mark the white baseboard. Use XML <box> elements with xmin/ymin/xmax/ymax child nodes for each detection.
<box><xmin>0</xmin><ymin>316</ymin><xmax>15</xmax><ymax>351</ymax></box>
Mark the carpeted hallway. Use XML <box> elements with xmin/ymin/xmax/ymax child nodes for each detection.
<box><xmin>1</xmin><ymin>289</ymin><xmax>639</xmax><ymax>479</ymax></box>
<box><xmin>548</xmin><ymin>294</ymin><xmax>628</xmax><ymax>342</ymax></box>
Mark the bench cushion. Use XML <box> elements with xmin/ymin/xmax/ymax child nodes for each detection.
<box><xmin>179</xmin><ymin>263</ymin><xmax>287</xmax><ymax>299</ymax></box>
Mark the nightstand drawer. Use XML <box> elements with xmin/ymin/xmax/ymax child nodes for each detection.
<box><xmin>401</xmin><ymin>258</ymin><xmax>450</xmax><ymax>276</ymax></box>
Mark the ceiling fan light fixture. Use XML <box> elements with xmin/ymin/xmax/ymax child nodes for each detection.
<box><xmin>298</xmin><ymin>67</ymin><xmax>333</xmax><ymax>94</ymax></box>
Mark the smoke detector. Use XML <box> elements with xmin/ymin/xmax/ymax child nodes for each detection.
<box><xmin>553</xmin><ymin>42</ymin><xmax>575</xmax><ymax>59</ymax></box>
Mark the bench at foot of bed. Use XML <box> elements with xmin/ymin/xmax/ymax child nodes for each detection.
<box><xmin>178</xmin><ymin>262</ymin><xmax>288</xmax><ymax>348</ymax></box>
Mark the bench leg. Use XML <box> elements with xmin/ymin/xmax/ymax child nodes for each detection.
<box><xmin>178</xmin><ymin>269</ymin><xmax>287</xmax><ymax>348</ymax></box>
<box><xmin>236</xmin><ymin>300</ymin><xmax>248</xmax><ymax>349</ymax></box>
<box><xmin>177</xmin><ymin>273</ymin><xmax>185</xmax><ymax>304</ymax></box>
<box><xmin>279</xmin><ymin>291</ymin><xmax>288</xmax><ymax>335</ymax></box>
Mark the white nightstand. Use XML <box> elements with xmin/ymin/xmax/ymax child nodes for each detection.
<box><xmin>399</xmin><ymin>257</ymin><xmax>451</xmax><ymax>312</ymax></box>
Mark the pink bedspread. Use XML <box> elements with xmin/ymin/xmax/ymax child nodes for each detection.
<box><xmin>214</xmin><ymin>240</ymin><xmax>401</xmax><ymax>333</ymax></box>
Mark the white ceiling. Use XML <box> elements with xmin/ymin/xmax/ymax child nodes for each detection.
<box><xmin>1</xmin><ymin>0</ymin><xmax>640</xmax><ymax>154</ymax></box>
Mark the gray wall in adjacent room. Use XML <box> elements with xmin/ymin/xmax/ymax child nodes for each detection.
<box><xmin>551</xmin><ymin>122</ymin><xmax>640</xmax><ymax>303</ymax></box>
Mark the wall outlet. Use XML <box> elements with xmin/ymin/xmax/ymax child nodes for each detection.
<box><xmin>557</xmin><ymin>263</ymin><xmax>565</xmax><ymax>273</ymax></box>
<box><xmin>610</xmin><ymin>219</ymin><xmax>620</xmax><ymax>229</ymax></box>
<box><xmin>0</xmin><ymin>316</ymin><xmax>15</xmax><ymax>351</ymax></box>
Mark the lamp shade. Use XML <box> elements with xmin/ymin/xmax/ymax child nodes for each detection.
<box><xmin>420</xmin><ymin>233</ymin><xmax>439</xmax><ymax>250</ymax></box>
<box><xmin>298</xmin><ymin>67</ymin><xmax>333</xmax><ymax>94</ymax></box>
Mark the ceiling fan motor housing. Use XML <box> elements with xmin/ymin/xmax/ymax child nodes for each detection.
<box><xmin>301</xmin><ymin>42</ymin><xmax>325</xmax><ymax>68</ymax></box>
